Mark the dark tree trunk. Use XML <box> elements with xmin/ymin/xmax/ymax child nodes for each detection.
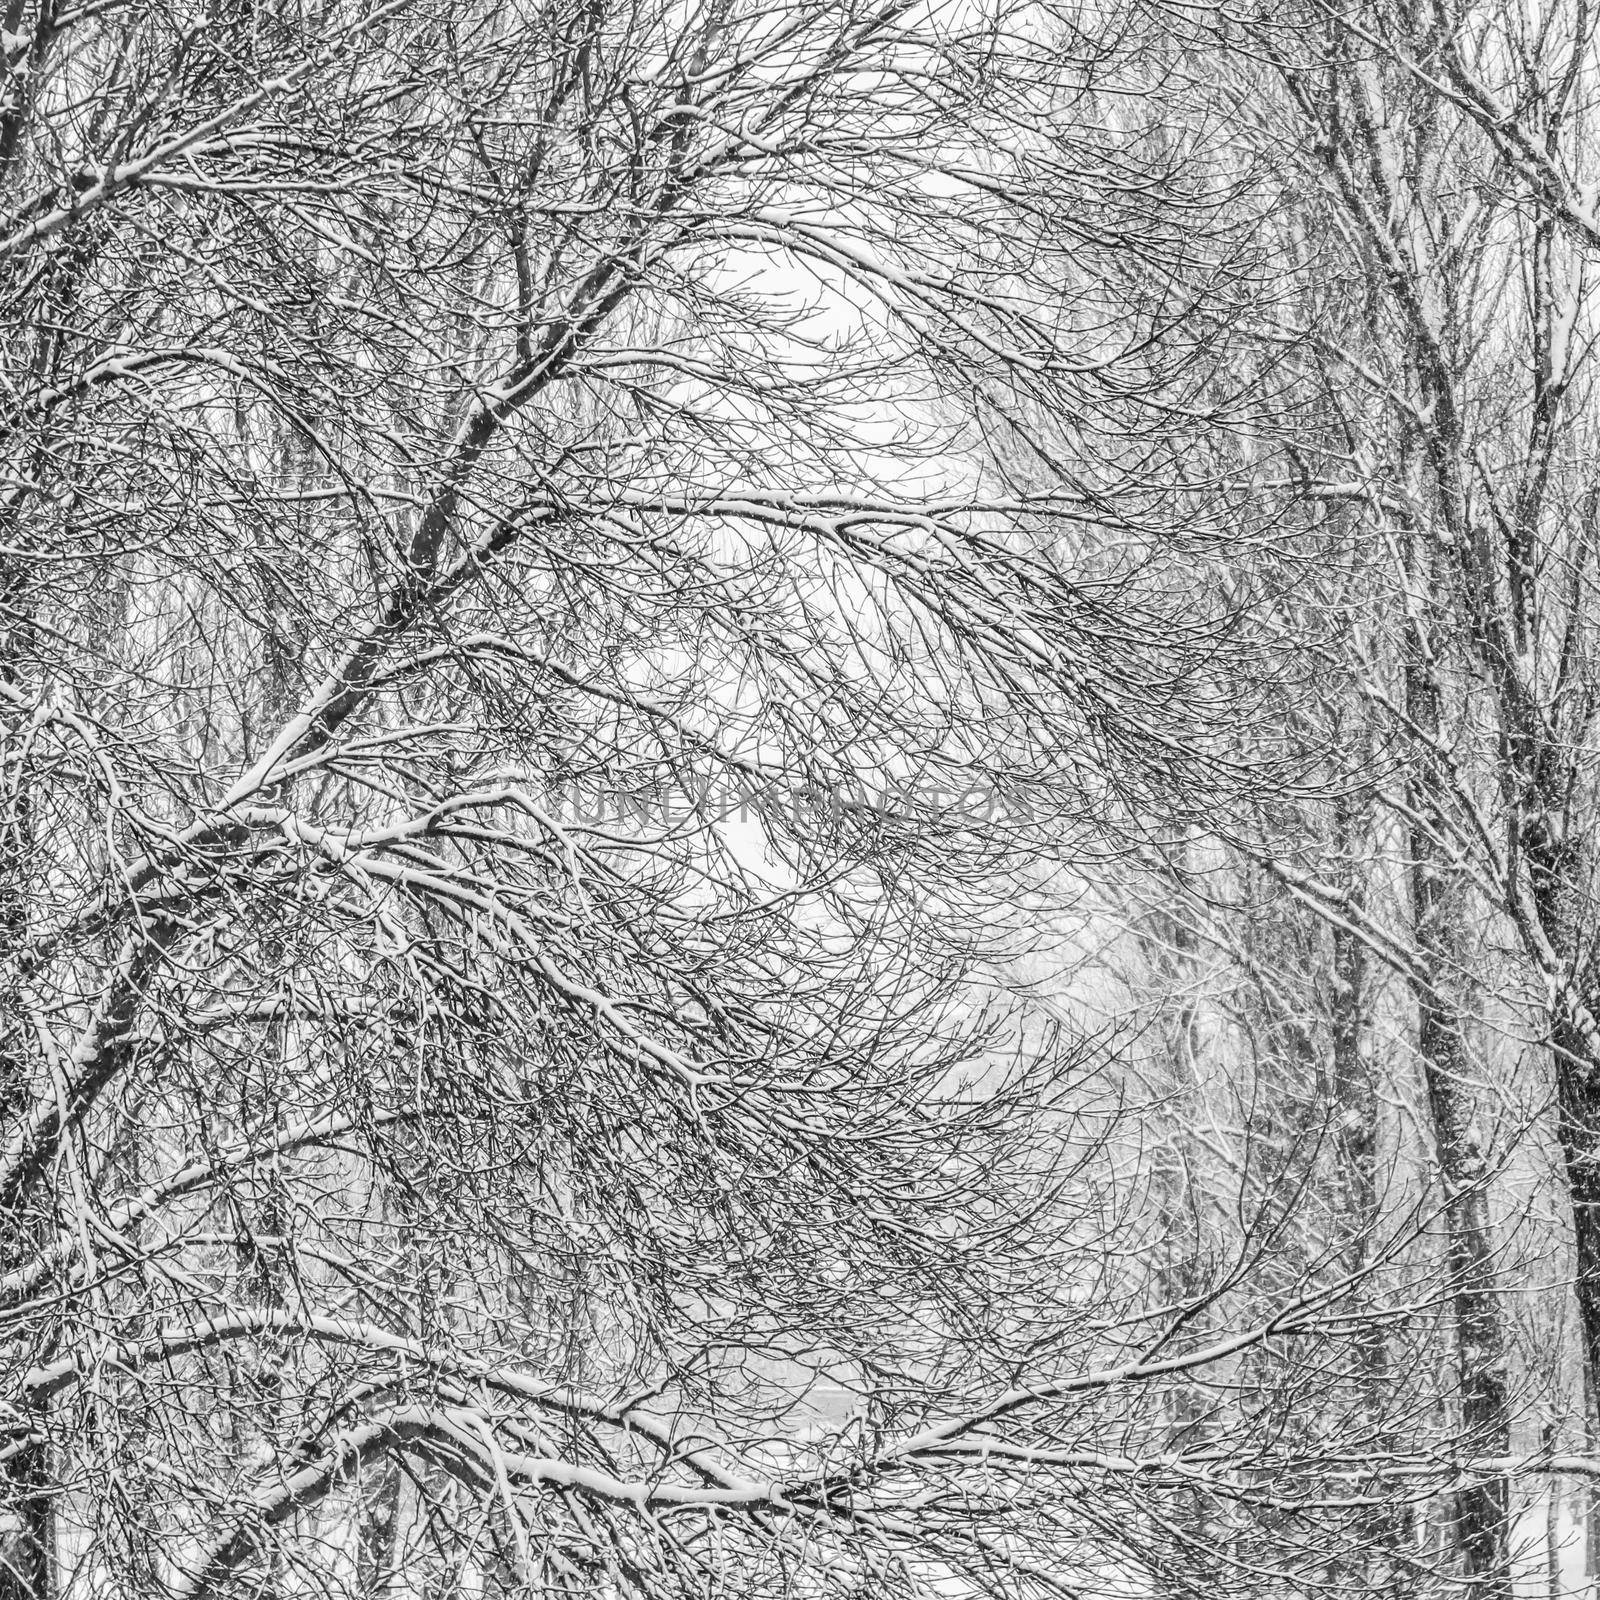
<box><xmin>1407</xmin><ymin>642</ymin><xmax>1511</xmax><ymax>1598</ymax></box>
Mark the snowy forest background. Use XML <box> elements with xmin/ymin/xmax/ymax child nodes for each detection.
<box><xmin>5</xmin><ymin>0</ymin><xmax>1600</xmax><ymax>1594</ymax></box>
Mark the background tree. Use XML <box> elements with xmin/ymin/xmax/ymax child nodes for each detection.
<box><xmin>1041</xmin><ymin>0</ymin><xmax>1600</xmax><ymax>1588</ymax></box>
<box><xmin>932</xmin><ymin>3</ymin><xmax>1600</xmax><ymax>1591</ymax></box>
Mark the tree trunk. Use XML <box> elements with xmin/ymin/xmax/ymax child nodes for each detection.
<box><xmin>1407</xmin><ymin>635</ymin><xmax>1511</xmax><ymax>1597</ymax></box>
<box><xmin>1329</xmin><ymin>784</ymin><xmax>1418</xmax><ymax>1595</ymax></box>
<box><xmin>0</xmin><ymin>553</ymin><xmax>48</xmax><ymax>1600</ymax></box>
